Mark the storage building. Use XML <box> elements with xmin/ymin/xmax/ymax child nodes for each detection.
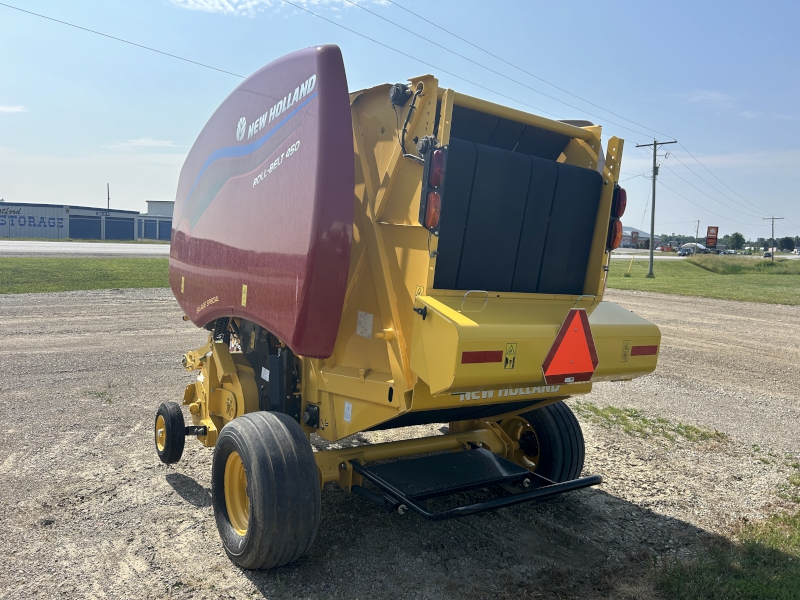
<box><xmin>0</xmin><ymin>201</ymin><xmax>173</xmax><ymax>241</ymax></box>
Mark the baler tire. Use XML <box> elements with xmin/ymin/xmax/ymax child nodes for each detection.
<box><xmin>155</xmin><ymin>402</ymin><xmax>185</xmax><ymax>464</ymax></box>
<box><xmin>211</xmin><ymin>412</ymin><xmax>320</xmax><ymax>570</ymax></box>
<box><xmin>520</xmin><ymin>401</ymin><xmax>585</xmax><ymax>483</ymax></box>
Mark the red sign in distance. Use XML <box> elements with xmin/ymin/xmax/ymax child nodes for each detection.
<box><xmin>706</xmin><ymin>226</ymin><xmax>719</xmax><ymax>248</ymax></box>
<box><xmin>541</xmin><ymin>308</ymin><xmax>599</xmax><ymax>385</ymax></box>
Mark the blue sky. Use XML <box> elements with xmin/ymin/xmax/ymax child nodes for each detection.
<box><xmin>1</xmin><ymin>0</ymin><xmax>798</xmax><ymax>240</ymax></box>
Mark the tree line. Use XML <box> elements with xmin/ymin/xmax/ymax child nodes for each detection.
<box><xmin>656</xmin><ymin>232</ymin><xmax>798</xmax><ymax>252</ymax></box>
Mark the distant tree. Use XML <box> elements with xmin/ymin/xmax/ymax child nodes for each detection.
<box><xmin>778</xmin><ymin>237</ymin><xmax>795</xmax><ymax>251</ymax></box>
<box><xmin>729</xmin><ymin>232</ymin><xmax>745</xmax><ymax>250</ymax></box>
<box><xmin>757</xmin><ymin>237</ymin><xmax>768</xmax><ymax>250</ymax></box>
<box><xmin>795</xmin><ymin>236</ymin><xmax>800</xmax><ymax>248</ymax></box>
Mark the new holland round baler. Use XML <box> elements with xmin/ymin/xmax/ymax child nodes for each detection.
<box><xmin>154</xmin><ymin>45</ymin><xmax>660</xmax><ymax>569</ymax></box>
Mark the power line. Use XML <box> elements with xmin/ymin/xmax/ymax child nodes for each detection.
<box><xmin>3</xmin><ymin>0</ymin><xmax>788</xmax><ymax>227</ymax></box>
<box><xmin>384</xmin><ymin>0</ymin><xmax>672</xmax><ymax>139</ymax></box>
<box><xmin>619</xmin><ymin>172</ymin><xmax>649</xmax><ymax>182</ymax></box>
<box><xmin>657</xmin><ymin>180</ymin><xmax>767</xmax><ymax>227</ymax></box>
<box><xmin>343</xmin><ymin>0</ymin><xmax>652</xmax><ymax>139</ymax></box>
<box><xmin>668</xmin><ymin>151</ymin><xmax>771</xmax><ymax>216</ymax></box>
<box><xmin>382</xmin><ymin>0</ymin><xmax>789</xmax><ymax>225</ymax></box>
<box><xmin>0</xmin><ymin>2</ymin><xmax>245</xmax><ymax>78</ymax></box>
<box><xmin>659</xmin><ymin>163</ymin><xmax>765</xmax><ymax>218</ymax></box>
<box><xmin>280</xmin><ymin>0</ymin><xmax>567</xmax><ymax>119</ymax></box>
<box><xmin>678</xmin><ymin>142</ymin><xmax>769</xmax><ymax>216</ymax></box>
<box><xmin>636</xmin><ymin>145</ymin><xmax>768</xmax><ymax>228</ymax></box>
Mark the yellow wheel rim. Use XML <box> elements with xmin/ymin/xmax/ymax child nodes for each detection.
<box><xmin>499</xmin><ymin>416</ymin><xmax>540</xmax><ymax>470</ymax></box>
<box><xmin>155</xmin><ymin>415</ymin><xmax>166</xmax><ymax>452</ymax></box>
<box><xmin>224</xmin><ymin>451</ymin><xmax>249</xmax><ymax>536</ymax></box>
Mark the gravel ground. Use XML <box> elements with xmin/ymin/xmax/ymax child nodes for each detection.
<box><xmin>0</xmin><ymin>288</ymin><xmax>797</xmax><ymax>599</ymax></box>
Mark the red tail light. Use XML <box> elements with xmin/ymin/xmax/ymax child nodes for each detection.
<box><xmin>428</xmin><ymin>149</ymin><xmax>446</xmax><ymax>187</ymax></box>
<box><xmin>612</xmin><ymin>186</ymin><xmax>627</xmax><ymax>218</ymax></box>
<box><xmin>425</xmin><ymin>191</ymin><xmax>441</xmax><ymax>230</ymax></box>
<box><xmin>609</xmin><ymin>219</ymin><xmax>623</xmax><ymax>249</ymax></box>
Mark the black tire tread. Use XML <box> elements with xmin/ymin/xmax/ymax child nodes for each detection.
<box><xmin>155</xmin><ymin>402</ymin><xmax>185</xmax><ymax>464</ymax></box>
<box><xmin>521</xmin><ymin>401</ymin><xmax>584</xmax><ymax>482</ymax></box>
<box><xmin>212</xmin><ymin>412</ymin><xmax>320</xmax><ymax>570</ymax></box>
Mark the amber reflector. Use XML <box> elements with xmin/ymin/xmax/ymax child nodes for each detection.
<box><xmin>609</xmin><ymin>219</ymin><xmax>623</xmax><ymax>249</ymax></box>
<box><xmin>425</xmin><ymin>191</ymin><xmax>441</xmax><ymax>230</ymax></box>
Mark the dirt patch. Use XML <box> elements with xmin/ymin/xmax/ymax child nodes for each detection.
<box><xmin>0</xmin><ymin>288</ymin><xmax>796</xmax><ymax>599</ymax></box>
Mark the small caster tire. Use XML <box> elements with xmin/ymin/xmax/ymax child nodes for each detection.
<box><xmin>211</xmin><ymin>411</ymin><xmax>321</xmax><ymax>570</ymax></box>
<box><xmin>155</xmin><ymin>402</ymin><xmax>186</xmax><ymax>464</ymax></box>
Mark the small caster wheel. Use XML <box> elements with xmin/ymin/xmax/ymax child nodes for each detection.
<box><xmin>155</xmin><ymin>402</ymin><xmax>186</xmax><ymax>464</ymax></box>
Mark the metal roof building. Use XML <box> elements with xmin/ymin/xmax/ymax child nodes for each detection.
<box><xmin>0</xmin><ymin>200</ymin><xmax>173</xmax><ymax>241</ymax></box>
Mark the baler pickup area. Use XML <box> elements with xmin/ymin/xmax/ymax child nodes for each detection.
<box><xmin>350</xmin><ymin>447</ymin><xmax>602</xmax><ymax>521</ymax></box>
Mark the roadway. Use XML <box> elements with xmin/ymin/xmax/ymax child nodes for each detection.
<box><xmin>0</xmin><ymin>240</ymin><xmax>170</xmax><ymax>257</ymax></box>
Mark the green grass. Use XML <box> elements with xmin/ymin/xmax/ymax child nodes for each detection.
<box><xmin>779</xmin><ymin>473</ymin><xmax>800</xmax><ymax>504</ymax></box>
<box><xmin>573</xmin><ymin>401</ymin><xmax>727</xmax><ymax>443</ymax></box>
<box><xmin>689</xmin><ymin>255</ymin><xmax>800</xmax><ymax>275</ymax></box>
<box><xmin>608</xmin><ymin>256</ymin><xmax>800</xmax><ymax>305</ymax></box>
<box><xmin>0</xmin><ymin>257</ymin><xmax>169</xmax><ymax>294</ymax></box>
<box><xmin>656</xmin><ymin>511</ymin><xmax>800</xmax><ymax>599</ymax></box>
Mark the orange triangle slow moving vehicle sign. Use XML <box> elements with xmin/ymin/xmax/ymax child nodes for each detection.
<box><xmin>541</xmin><ymin>308</ymin><xmax>599</xmax><ymax>385</ymax></box>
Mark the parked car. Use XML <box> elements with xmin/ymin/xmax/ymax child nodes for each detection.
<box><xmin>763</xmin><ymin>251</ymin><xmax>772</xmax><ymax>258</ymax></box>
<box><xmin>727</xmin><ymin>250</ymin><xmax>736</xmax><ymax>254</ymax></box>
<box><xmin>678</xmin><ymin>248</ymin><xmax>693</xmax><ymax>257</ymax></box>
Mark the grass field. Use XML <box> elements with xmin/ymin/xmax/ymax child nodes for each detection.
<box><xmin>608</xmin><ymin>256</ymin><xmax>800</xmax><ymax>305</ymax></box>
<box><xmin>588</xmin><ymin>402</ymin><xmax>800</xmax><ymax>598</ymax></box>
<box><xmin>0</xmin><ymin>257</ymin><xmax>169</xmax><ymax>294</ymax></box>
<box><xmin>657</xmin><ymin>509</ymin><xmax>800</xmax><ymax>599</ymax></box>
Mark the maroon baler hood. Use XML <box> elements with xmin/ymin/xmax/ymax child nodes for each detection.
<box><xmin>170</xmin><ymin>45</ymin><xmax>354</xmax><ymax>358</ymax></box>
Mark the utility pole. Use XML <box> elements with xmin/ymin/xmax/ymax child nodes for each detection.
<box><xmin>762</xmin><ymin>216</ymin><xmax>783</xmax><ymax>261</ymax></box>
<box><xmin>107</xmin><ymin>183</ymin><xmax>110</xmax><ymax>210</ymax></box>
<box><xmin>694</xmin><ymin>220</ymin><xmax>700</xmax><ymax>255</ymax></box>
<box><xmin>636</xmin><ymin>139</ymin><xmax>678</xmax><ymax>278</ymax></box>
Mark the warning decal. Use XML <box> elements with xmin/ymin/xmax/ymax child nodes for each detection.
<box><xmin>541</xmin><ymin>308</ymin><xmax>599</xmax><ymax>385</ymax></box>
<box><xmin>504</xmin><ymin>343</ymin><xmax>517</xmax><ymax>370</ymax></box>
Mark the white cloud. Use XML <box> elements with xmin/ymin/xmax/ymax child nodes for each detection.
<box><xmin>169</xmin><ymin>0</ymin><xmax>385</xmax><ymax>17</ymax></box>
<box><xmin>0</xmin><ymin>105</ymin><xmax>28</xmax><ymax>113</ymax></box>
<box><xmin>681</xmin><ymin>90</ymin><xmax>735</xmax><ymax>110</ymax></box>
<box><xmin>105</xmin><ymin>138</ymin><xmax>179</xmax><ymax>151</ymax></box>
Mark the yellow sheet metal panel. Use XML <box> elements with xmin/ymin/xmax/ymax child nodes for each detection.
<box><xmin>410</xmin><ymin>295</ymin><xmax>659</xmax><ymax>395</ymax></box>
<box><xmin>586</xmin><ymin>301</ymin><xmax>660</xmax><ymax>381</ymax></box>
<box><xmin>451</xmin><ymin>92</ymin><xmax>597</xmax><ymax>142</ymax></box>
<box><xmin>296</xmin><ymin>77</ymin><xmax>657</xmax><ymax>441</ymax></box>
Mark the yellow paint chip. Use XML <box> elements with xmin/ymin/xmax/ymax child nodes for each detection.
<box><xmin>241</xmin><ymin>284</ymin><xmax>248</xmax><ymax>307</ymax></box>
<box><xmin>181</xmin><ymin>276</ymin><xmax>185</xmax><ymax>293</ymax></box>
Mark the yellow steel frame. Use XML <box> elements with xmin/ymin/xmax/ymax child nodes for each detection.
<box><xmin>177</xmin><ymin>76</ymin><xmax>659</xmax><ymax>462</ymax></box>
<box><xmin>181</xmin><ymin>333</ymin><xmax>259</xmax><ymax>447</ymax></box>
